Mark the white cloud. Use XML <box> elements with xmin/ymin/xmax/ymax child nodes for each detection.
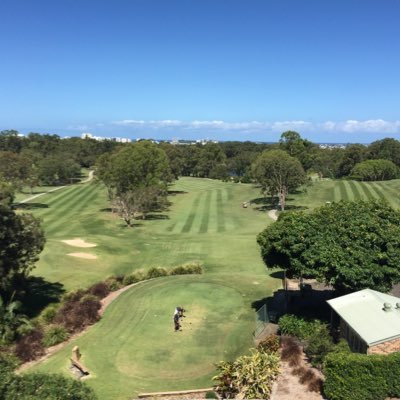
<box><xmin>104</xmin><ymin>118</ymin><xmax>400</xmax><ymax>139</ymax></box>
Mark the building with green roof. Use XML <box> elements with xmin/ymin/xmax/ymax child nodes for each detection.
<box><xmin>327</xmin><ymin>288</ymin><xmax>400</xmax><ymax>354</ymax></box>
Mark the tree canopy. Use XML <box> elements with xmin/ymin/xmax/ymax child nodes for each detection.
<box><xmin>257</xmin><ymin>201</ymin><xmax>400</xmax><ymax>293</ymax></box>
<box><xmin>96</xmin><ymin>141</ymin><xmax>172</xmax><ymax>226</ymax></box>
<box><xmin>252</xmin><ymin>149</ymin><xmax>306</xmax><ymax>211</ymax></box>
<box><xmin>351</xmin><ymin>159</ymin><xmax>399</xmax><ymax>181</ymax></box>
<box><xmin>0</xmin><ymin>205</ymin><xmax>45</xmax><ymax>301</ymax></box>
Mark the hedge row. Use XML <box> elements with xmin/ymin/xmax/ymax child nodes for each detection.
<box><xmin>0</xmin><ymin>354</ymin><xmax>96</xmax><ymax>400</ymax></box>
<box><xmin>324</xmin><ymin>351</ymin><xmax>400</xmax><ymax>400</ymax></box>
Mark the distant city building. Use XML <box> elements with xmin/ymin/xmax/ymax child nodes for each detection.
<box><xmin>80</xmin><ymin>133</ymin><xmax>131</xmax><ymax>143</ymax></box>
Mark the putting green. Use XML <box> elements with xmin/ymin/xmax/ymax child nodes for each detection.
<box><xmin>32</xmin><ymin>275</ymin><xmax>258</xmax><ymax>399</ymax></box>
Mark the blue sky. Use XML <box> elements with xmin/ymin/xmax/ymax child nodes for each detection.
<box><xmin>0</xmin><ymin>0</ymin><xmax>399</xmax><ymax>143</ymax></box>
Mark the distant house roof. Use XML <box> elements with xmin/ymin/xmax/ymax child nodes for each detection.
<box><xmin>327</xmin><ymin>289</ymin><xmax>400</xmax><ymax>346</ymax></box>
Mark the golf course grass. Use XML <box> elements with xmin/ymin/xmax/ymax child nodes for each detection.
<box><xmin>25</xmin><ymin>177</ymin><xmax>281</xmax><ymax>399</ymax></box>
<box><xmin>25</xmin><ymin>176</ymin><xmax>400</xmax><ymax>399</ymax></box>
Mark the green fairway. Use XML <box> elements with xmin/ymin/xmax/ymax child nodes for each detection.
<box><xmin>33</xmin><ymin>274</ymin><xmax>276</xmax><ymax>399</ymax></box>
<box><xmin>25</xmin><ymin>177</ymin><xmax>280</xmax><ymax>399</ymax></box>
<box><xmin>286</xmin><ymin>178</ymin><xmax>400</xmax><ymax>211</ymax></box>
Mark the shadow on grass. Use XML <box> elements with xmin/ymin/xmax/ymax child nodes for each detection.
<box><xmin>15</xmin><ymin>202</ymin><xmax>49</xmax><ymax>210</ymax></box>
<box><xmin>100</xmin><ymin>207</ymin><xmax>112</xmax><ymax>212</ymax></box>
<box><xmin>249</xmin><ymin>197</ymin><xmax>277</xmax><ymax>211</ymax></box>
<box><xmin>144</xmin><ymin>214</ymin><xmax>169</xmax><ymax>220</ymax></box>
<box><xmin>23</xmin><ymin>276</ymin><xmax>65</xmax><ymax>318</ymax></box>
<box><xmin>168</xmin><ymin>190</ymin><xmax>187</xmax><ymax>196</ymax></box>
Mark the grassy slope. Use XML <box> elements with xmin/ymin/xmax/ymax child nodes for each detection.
<box><xmin>286</xmin><ymin>178</ymin><xmax>400</xmax><ymax>211</ymax></box>
<box><xmin>26</xmin><ymin>177</ymin><xmax>280</xmax><ymax>399</ymax></box>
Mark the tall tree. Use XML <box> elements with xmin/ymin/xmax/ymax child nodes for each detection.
<box><xmin>257</xmin><ymin>201</ymin><xmax>400</xmax><ymax>293</ymax></box>
<box><xmin>252</xmin><ymin>150</ymin><xmax>306</xmax><ymax>211</ymax></box>
<box><xmin>97</xmin><ymin>141</ymin><xmax>172</xmax><ymax>226</ymax></box>
<box><xmin>0</xmin><ymin>206</ymin><xmax>45</xmax><ymax>301</ymax></box>
<box><xmin>368</xmin><ymin>138</ymin><xmax>400</xmax><ymax>166</ymax></box>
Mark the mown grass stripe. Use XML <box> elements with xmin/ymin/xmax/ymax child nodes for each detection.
<box><xmin>338</xmin><ymin>180</ymin><xmax>348</xmax><ymax>201</ymax></box>
<box><xmin>44</xmin><ymin>184</ymin><xmax>100</xmax><ymax>234</ymax></box>
<box><xmin>342</xmin><ymin>180</ymin><xmax>355</xmax><ymax>201</ymax></box>
<box><xmin>358</xmin><ymin>182</ymin><xmax>377</xmax><ymax>200</ymax></box>
<box><xmin>347</xmin><ymin>181</ymin><xmax>363</xmax><ymax>200</ymax></box>
<box><xmin>368</xmin><ymin>182</ymin><xmax>389</xmax><ymax>201</ymax></box>
<box><xmin>372</xmin><ymin>181</ymin><xmax>399</xmax><ymax>208</ymax></box>
<box><xmin>25</xmin><ymin>185</ymin><xmax>82</xmax><ymax>218</ymax></box>
<box><xmin>216</xmin><ymin>189</ymin><xmax>226</xmax><ymax>232</ymax></box>
<box><xmin>198</xmin><ymin>190</ymin><xmax>212</xmax><ymax>233</ymax></box>
<box><xmin>180</xmin><ymin>192</ymin><xmax>203</xmax><ymax>233</ymax></box>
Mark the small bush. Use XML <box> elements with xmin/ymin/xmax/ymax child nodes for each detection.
<box><xmin>147</xmin><ymin>267</ymin><xmax>169</xmax><ymax>279</ymax></box>
<box><xmin>182</xmin><ymin>262</ymin><xmax>203</xmax><ymax>274</ymax></box>
<box><xmin>205</xmin><ymin>391</ymin><xmax>218</xmax><ymax>399</ymax></box>
<box><xmin>42</xmin><ymin>325</ymin><xmax>69</xmax><ymax>347</ymax></box>
<box><xmin>169</xmin><ymin>262</ymin><xmax>203</xmax><ymax>275</ymax></box>
<box><xmin>169</xmin><ymin>265</ymin><xmax>188</xmax><ymax>275</ymax></box>
<box><xmin>105</xmin><ymin>275</ymin><xmax>124</xmax><ymax>291</ymax></box>
<box><xmin>38</xmin><ymin>304</ymin><xmax>60</xmax><ymax>325</ymax></box>
<box><xmin>15</xmin><ymin>328</ymin><xmax>45</xmax><ymax>362</ymax></box>
<box><xmin>61</xmin><ymin>289</ymin><xmax>86</xmax><ymax>302</ymax></box>
<box><xmin>304</xmin><ymin>326</ymin><xmax>335</xmax><ymax>367</ymax></box>
<box><xmin>88</xmin><ymin>282</ymin><xmax>110</xmax><ymax>299</ymax></box>
<box><xmin>122</xmin><ymin>270</ymin><xmax>145</xmax><ymax>285</ymax></box>
<box><xmin>278</xmin><ymin>314</ymin><xmax>326</xmax><ymax>340</ymax></box>
<box><xmin>54</xmin><ymin>295</ymin><xmax>101</xmax><ymax>333</ymax></box>
<box><xmin>257</xmin><ymin>334</ymin><xmax>280</xmax><ymax>353</ymax></box>
<box><xmin>213</xmin><ymin>349</ymin><xmax>280</xmax><ymax>399</ymax></box>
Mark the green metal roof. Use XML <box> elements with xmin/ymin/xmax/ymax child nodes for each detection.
<box><xmin>327</xmin><ymin>289</ymin><xmax>400</xmax><ymax>346</ymax></box>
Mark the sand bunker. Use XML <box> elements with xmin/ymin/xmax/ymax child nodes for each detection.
<box><xmin>62</xmin><ymin>238</ymin><xmax>97</xmax><ymax>248</ymax></box>
<box><xmin>67</xmin><ymin>252</ymin><xmax>98</xmax><ymax>260</ymax></box>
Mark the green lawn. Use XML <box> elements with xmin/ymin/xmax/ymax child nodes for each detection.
<box><xmin>287</xmin><ymin>178</ymin><xmax>400</xmax><ymax>211</ymax></box>
<box><xmin>25</xmin><ymin>177</ymin><xmax>280</xmax><ymax>399</ymax></box>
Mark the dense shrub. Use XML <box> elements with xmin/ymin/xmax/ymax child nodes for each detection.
<box><xmin>122</xmin><ymin>270</ymin><xmax>146</xmax><ymax>285</ymax></box>
<box><xmin>88</xmin><ymin>282</ymin><xmax>110</xmax><ymax>299</ymax></box>
<box><xmin>257</xmin><ymin>334</ymin><xmax>280</xmax><ymax>353</ymax></box>
<box><xmin>54</xmin><ymin>294</ymin><xmax>101</xmax><ymax>332</ymax></box>
<box><xmin>304</xmin><ymin>326</ymin><xmax>335</xmax><ymax>367</ymax></box>
<box><xmin>15</xmin><ymin>328</ymin><xmax>45</xmax><ymax>362</ymax></box>
<box><xmin>213</xmin><ymin>348</ymin><xmax>280</xmax><ymax>399</ymax></box>
<box><xmin>38</xmin><ymin>303</ymin><xmax>60</xmax><ymax>325</ymax></box>
<box><xmin>205</xmin><ymin>391</ymin><xmax>218</xmax><ymax>399</ymax></box>
<box><xmin>104</xmin><ymin>275</ymin><xmax>124</xmax><ymax>291</ymax></box>
<box><xmin>4</xmin><ymin>372</ymin><xmax>97</xmax><ymax>400</ymax></box>
<box><xmin>351</xmin><ymin>159</ymin><xmax>399</xmax><ymax>181</ymax></box>
<box><xmin>324</xmin><ymin>351</ymin><xmax>400</xmax><ymax>400</ymax></box>
<box><xmin>147</xmin><ymin>267</ymin><xmax>169</xmax><ymax>279</ymax></box>
<box><xmin>169</xmin><ymin>262</ymin><xmax>203</xmax><ymax>275</ymax></box>
<box><xmin>42</xmin><ymin>325</ymin><xmax>69</xmax><ymax>347</ymax></box>
<box><xmin>278</xmin><ymin>314</ymin><xmax>326</xmax><ymax>340</ymax></box>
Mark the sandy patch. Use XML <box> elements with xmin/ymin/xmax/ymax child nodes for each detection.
<box><xmin>62</xmin><ymin>238</ymin><xmax>97</xmax><ymax>248</ymax></box>
<box><xmin>67</xmin><ymin>252</ymin><xmax>98</xmax><ymax>260</ymax></box>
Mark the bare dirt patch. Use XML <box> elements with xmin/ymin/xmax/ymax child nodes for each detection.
<box><xmin>67</xmin><ymin>252</ymin><xmax>98</xmax><ymax>260</ymax></box>
<box><xmin>62</xmin><ymin>238</ymin><xmax>97</xmax><ymax>248</ymax></box>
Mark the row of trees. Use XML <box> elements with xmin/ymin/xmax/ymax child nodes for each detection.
<box><xmin>3</xmin><ymin>129</ymin><xmax>400</xmax><ymax>186</ymax></box>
